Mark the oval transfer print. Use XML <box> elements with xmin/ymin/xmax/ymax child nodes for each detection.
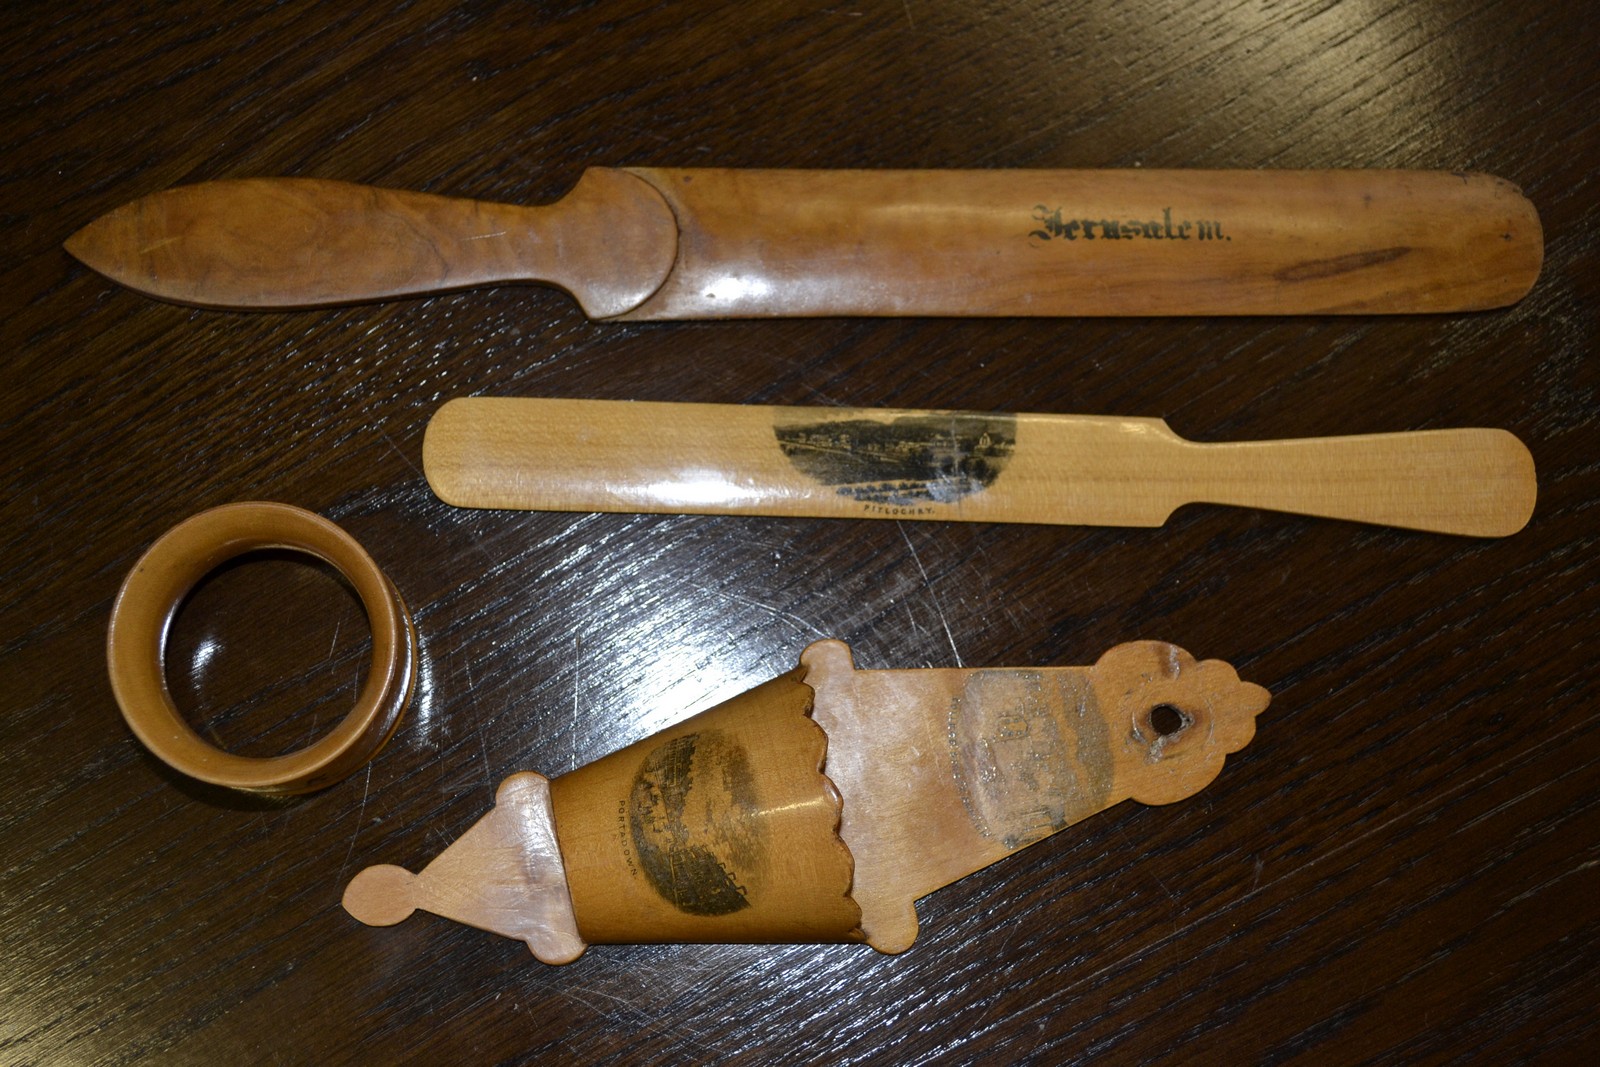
<box><xmin>775</xmin><ymin>412</ymin><xmax>1016</xmax><ymax>507</ymax></box>
<box><xmin>628</xmin><ymin>730</ymin><xmax>765</xmax><ymax>916</ymax></box>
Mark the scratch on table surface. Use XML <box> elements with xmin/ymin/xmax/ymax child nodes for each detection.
<box><xmin>553</xmin><ymin>983</ymin><xmax>713</xmax><ymax>1053</ymax></box>
<box><xmin>336</xmin><ymin>763</ymin><xmax>373</xmax><ymax>886</ymax></box>
<box><xmin>1117</xmin><ymin>819</ymin><xmax>1183</xmax><ymax>906</ymax></box>
<box><xmin>461</xmin><ymin>655</ymin><xmax>493</xmax><ymax>792</ymax></box>
<box><xmin>570</xmin><ymin>634</ymin><xmax>583</xmax><ymax>773</ymax></box>
<box><xmin>795</xmin><ymin>378</ymin><xmax>846</xmax><ymax>407</ymax></box>
<box><xmin>1458</xmin><ymin>769</ymin><xmax>1566</xmax><ymax>834</ymax></box>
<box><xmin>750</xmin><ymin>327</ymin><xmax>849</xmax><ymax>394</ymax></box>
<box><xmin>1504</xmin><ymin>857</ymin><xmax>1599</xmax><ymax>907</ymax></box>
<box><xmin>381</xmin><ymin>430</ymin><xmax>425</xmax><ymax>480</ymax></box>
<box><xmin>898</xmin><ymin>521</ymin><xmax>963</xmax><ymax>667</ymax></box>
<box><xmin>476</xmin><ymin>724</ymin><xmax>493</xmax><ymax>792</ymax></box>
<box><xmin>899</xmin><ymin>595</ymin><xmax>926</xmax><ymax>647</ymax></box>
<box><xmin>459</xmin><ymin>508</ymin><xmax>536</xmax><ymax>574</ymax></box>
<box><xmin>688</xmin><ymin>582</ymin><xmax>827</xmax><ymax>639</ymax></box>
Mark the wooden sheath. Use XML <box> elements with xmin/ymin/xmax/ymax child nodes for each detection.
<box><xmin>65</xmin><ymin>168</ymin><xmax>1541</xmax><ymax>316</ymax></box>
<box><xmin>342</xmin><ymin>639</ymin><xmax>1268</xmax><ymax>961</ymax></box>
<box><xmin>423</xmin><ymin>397</ymin><xmax>1536</xmax><ymax>537</ymax></box>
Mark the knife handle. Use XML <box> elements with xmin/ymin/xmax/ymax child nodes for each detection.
<box><xmin>1172</xmin><ymin>428</ymin><xmax>1536</xmax><ymax>536</ymax></box>
<box><xmin>64</xmin><ymin>170</ymin><xmax>679</xmax><ymax>316</ymax></box>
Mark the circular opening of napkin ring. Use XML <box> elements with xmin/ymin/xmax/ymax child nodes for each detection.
<box><xmin>107</xmin><ymin>502</ymin><xmax>416</xmax><ymax>795</ymax></box>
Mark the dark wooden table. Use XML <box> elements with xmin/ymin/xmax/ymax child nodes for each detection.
<box><xmin>4</xmin><ymin>2</ymin><xmax>1596</xmax><ymax>1063</ymax></box>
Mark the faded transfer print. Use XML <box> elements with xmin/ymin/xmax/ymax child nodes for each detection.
<box><xmin>948</xmin><ymin>670</ymin><xmax>1113</xmax><ymax>850</ymax></box>
<box><xmin>627</xmin><ymin>730</ymin><xmax>765</xmax><ymax>916</ymax></box>
<box><xmin>774</xmin><ymin>412</ymin><xmax>1016</xmax><ymax>512</ymax></box>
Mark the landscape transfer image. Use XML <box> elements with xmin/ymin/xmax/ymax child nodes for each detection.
<box><xmin>774</xmin><ymin>412</ymin><xmax>1017</xmax><ymax>506</ymax></box>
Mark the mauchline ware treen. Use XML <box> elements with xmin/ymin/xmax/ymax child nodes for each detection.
<box><xmin>424</xmin><ymin>397</ymin><xmax>1536</xmax><ymax>537</ymax></box>
<box><xmin>66</xmin><ymin>169</ymin><xmax>1540</xmax><ymax>316</ymax></box>
<box><xmin>343</xmin><ymin>639</ymin><xmax>1269</xmax><ymax>961</ymax></box>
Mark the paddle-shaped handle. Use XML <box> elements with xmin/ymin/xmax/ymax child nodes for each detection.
<box><xmin>1171</xmin><ymin>428</ymin><xmax>1536</xmax><ymax>536</ymax></box>
<box><xmin>423</xmin><ymin>398</ymin><xmax>1536</xmax><ymax>537</ymax></box>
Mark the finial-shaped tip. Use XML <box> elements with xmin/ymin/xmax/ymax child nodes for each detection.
<box><xmin>343</xmin><ymin>864</ymin><xmax>419</xmax><ymax>926</ymax></box>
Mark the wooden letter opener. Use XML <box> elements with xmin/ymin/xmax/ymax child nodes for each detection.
<box><xmin>68</xmin><ymin>169</ymin><xmax>1539</xmax><ymax>316</ymax></box>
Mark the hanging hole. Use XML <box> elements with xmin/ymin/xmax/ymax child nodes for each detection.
<box><xmin>1150</xmin><ymin>703</ymin><xmax>1188</xmax><ymax>737</ymax></box>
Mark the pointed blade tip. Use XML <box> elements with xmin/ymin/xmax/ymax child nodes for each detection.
<box><xmin>63</xmin><ymin>215</ymin><xmax>113</xmax><ymax>273</ymax></box>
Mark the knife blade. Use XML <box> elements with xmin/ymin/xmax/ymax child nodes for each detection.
<box><xmin>421</xmin><ymin>396</ymin><xmax>1537</xmax><ymax>537</ymax></box>
<box><xmin>65</xmin><ymin>168</ymin><xmax>1541</xmax><ymax>316</ymax></box>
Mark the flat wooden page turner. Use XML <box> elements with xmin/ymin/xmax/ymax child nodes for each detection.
<box><xmin>425</xmin><ymin>398</ymin><xmax>1537</xmax><ymax>537</ymax></box>
<box><xmin>344</xmin><ymin>640</ymin><xmax>1268</xmax><ymax>960</ymax></box>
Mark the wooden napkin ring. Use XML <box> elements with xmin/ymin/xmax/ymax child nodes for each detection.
<box><xmin>107</xmin><ymin>502</ymin><xmax>416</xmax><ymax>795</ymax></box>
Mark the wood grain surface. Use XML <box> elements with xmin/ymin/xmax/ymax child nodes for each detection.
<box><xmin>2</xmin><ymin>2</ymin><xmax>1595</xmax><ymax>1064</ymax></box>
<box><xmin>422</xmin><ymin>396</ymin><xmax>1537</xmax><ymax>535</ymax></box>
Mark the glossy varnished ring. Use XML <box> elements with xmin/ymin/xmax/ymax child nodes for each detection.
<box><xmin>107</xmin><ymin>502</ymin><xmax>416</xmax><ymax>795</ymax></box>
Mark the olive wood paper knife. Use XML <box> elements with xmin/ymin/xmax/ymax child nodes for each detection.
<box><xmin>65</xmin><ymin>169</ymin><xmax>1541</xmax><ymax>316</ymax></box>
<box><xmin>423</xmin><ymin>397</ymin><xmax>1537</xmax><ymax>537</ymax></box>
<box><xmin>343</xmin><ymin>639</ymin><xmax>1268</xmax><ymax>960</ymax></box>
